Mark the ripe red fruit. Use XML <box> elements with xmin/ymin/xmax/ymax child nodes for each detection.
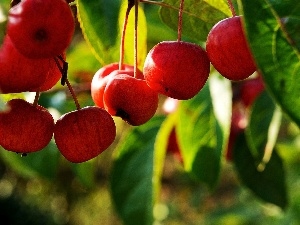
<box><xmin>206</xmin><ymin>16</ymin><xmax>256</xmax><ymax>81</ymax></box>
<box><xmin>143</xmin><ymin>41</ymin><xmax>210</xmax><ymax>100</ymax></box>
<box><xmin>0</xmin><ymin>36</ymin><xmax>53</xmax><ymax>93</ymax></box>
<box><xmin>7</xmin><ymin>0</ymin><xmax>75</xmax><ymax>58</ymax></box>
<box><xmin>240</xmin><ymin>76</ymin><xmax>264</xmax><ymax>107</ymax></box>
<box><xmin>30</xmin><ymin>53</ymin><xmax>66</xmax><ymax>92</ymax></box>
<box><xmin>54</xmin><ymin>106</ymin><xmax>116</xmax><ymax>163</ymax></box>
<box><xmin>0</xmin><ymin>99</ymin><xmax>54</xmax><ymax>153</ymax></box>
<box><xmin>91</xmin><ymin>62</ymin><xmax>143</xmax><ymax>108</ymax></box>
<box><xmin>104</xmin><ymin>74</ymin><xmax>158</xmax><ymax>126</ymax></box>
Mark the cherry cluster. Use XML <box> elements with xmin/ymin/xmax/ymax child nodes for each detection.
<box><xmin>0</xmin><ymin>0</ymin><xmax>117</xmax><ymax>163</ymax></box>
<box><xmin>0</xmin><ymin>0</ymin><xmax>262</xmax><ymax>164</ymax></box>
<box><xmin>91</xmin><ymin>1</ymin><xmax>260</xmax><ymax>159</ymax></box>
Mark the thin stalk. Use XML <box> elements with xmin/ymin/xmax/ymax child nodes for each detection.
<box><xmin>227</xmin><ymin>0</ymin><xmax>236</xmax><ymax>17</ymax></box>
<box><xmin>119</xmin><ymin>5</ymin><xmax>133</xmax><ymax>70</ymax></box>
<box><xmin>134</xmin><ymin>0</ymin><xmax>139</xmax><ymax>78</ymax></box>
<box><xmin>33</xmin><ymin>91</ymin><xmax>40</xmax><ymax>107</ymax></box>
<box><xmin>177</xmin><ymin>0</ymin><xmax>184</xmax><ymax>42</ymax></box>
<box><xmin>66</xmin><ymin>78</ymin><xmax>81</xmax><ymax>110</ymax></box>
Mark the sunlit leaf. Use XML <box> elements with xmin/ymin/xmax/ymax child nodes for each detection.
<box><xmin>153</xmin><ymin>113</ymin><xmax>177</xmax><ymax>204</ymax></box>
<box><xmin>110</xmin><ymin>116</ymin><xmax>164</xmax><ymax>225</ymax></box>
<box><xmin>246</xmin><ymin>91</ymin><xmax>282</xmax><ymax>164</ymax></box>
<box><xmin>209</xmin><ymin>73</ymin><xmax>232</xmax><ymax>151</ymax></box>
<box><xmin>176</xmin><ymin>83</ymin><xmax>228</xmax><ymax>189</ymax></box>
<box><xmin>77</xmin><ymin>0</ymin><xmax>121</xmax><ymax>65</ymax></box>
<box><xmin>239</xmin><ymin>0</ymin><xmax>300</xmax><ymax>127</ymax></box>
<box><xmin>0</xmin><ymin>0</ymin><xmax>9</xmax><ymax>45</ymax></box>
<box><xmin>118</xmin><ymin>1</ymin><xmax>147</xmax><ymax>70</ymax></box>
<box><xmin>159</xmin><ymin>0</ymin><xmax>231</xmax><ymax>42</ymax></box>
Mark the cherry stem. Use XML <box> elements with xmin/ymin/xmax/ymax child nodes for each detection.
<box><xmin>54</xmin><ymin>55</ymin><xmax>68</xmax><ymax>86</ymax></box>
<box><xmin>227</xmin><ymin>0</ymin><xmax>236</xmax><ymax>17</ymax></box>
<box><xmin>119</xmin><ymin>3</ymin><xmax>134</xmax><ymax>71</ymax></box>
<box><xmin>177</xmin><ymin>0</ymin><xmax>184</xmax><ymax>42</ymax></box>
<box><xmin>33</xmin><ymin>91</ymin><xmax>40</xmax><ymax>107</ymax></box>
<box><xmin>134</xmin><ymin>0</ymin><xmax>139</xmax><ymax>78</ymax></box>
<box><xmin>66</xmin><ymin>78</ymin><xmax>81</xmax><ymax>110</ymax></box>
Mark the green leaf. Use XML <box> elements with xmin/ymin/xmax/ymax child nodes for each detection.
<box><xmin>0</xmin><ymin>141</ymin><xmax>60</xmax><ymax>180</ymax></box>
<box><xmin>67</xmin><ymin>40</ymin><xmax>101</xmax><ymax>77</ymax></box>
<box><xmin>0</xmin><ymin>0</ymin><xmax>9</xmax><ymax>45</ymax></box>
<box><xmin>209</xmin><ymin>73</ymin><xmax>232</xmax><ymax>151</ymax></box>
<box><xmin>77</xmin><ymin>0</ymin><xmax>121</xmax><ymax>64</ymax></box>
<box><xmin>118</xmin><ymin>2</ymin><xmax>148</xmax><ymax>70</ymax></box>
<box><xmin>159</xmin><ymin>0</ymin><xmax>231</xmax><ymax>42</ymax></box>
<box><xmin>239</xmin><ymin>0</ymin><xmax>300</xmax><ymax>127</ymax></box>
<box><xmin>110</xmin><ymin>116</ymin><xmax>165</xmax><ymax>225</ymax></box>
<box><xmin>177</xmin><ymin>83</ymin><xmax>228</xmax><ymax>189</ymax></box>
<box><xmin>77</xmin><ymin>0</ymin><xmax>147</xmax><ymax>68</ymax></box>
<box><xmin>233</xmin><ymin>133</ymin><xmax>288</xmax><ymax>209</ymax></box>
<box><xmin>153</xmin><ymin>113</ymin><xmax>177</xmax><ymax>204</ymax></box>
<box><xmin>246</xmin><ymin>91</ymin><xmax>282</xmax><ymax>164</ymax></box>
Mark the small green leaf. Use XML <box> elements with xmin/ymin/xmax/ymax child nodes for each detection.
<box><xmin>110</xmin><ymin>116</ymin><xmax>164</xmax><ymax>225</ymax></box>
<box><xmin>159</xmin><ymin>0</ymin><xmax>231</xmax><ymax>42</ymax></box>
<box><xmin>233</xmin><ymin>133</ymin><xmax>288</xmax><ymax>209</ymax></box>
<box><xmin>239</xmin><ymin>0</ymin><xmax>300</xmax><ymax>127</ymax></box>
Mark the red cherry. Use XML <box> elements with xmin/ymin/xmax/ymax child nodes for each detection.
<box><xmin>240</xmin><ymin>76</ymin><xmax>265</xmax><ymax>107</ymax></box>
<box><xmin>143</xmin><ymin>41</ymin><xmax>210</xmax><ymax>100</ymax></box>
<box><xmin>54</xmin><ymin>106</ymin><xmax>116</xmax><ymax>163</ymax></box>
<box><xmin>0</xmin><ymin>36</ymin><xmax>52</xmax><ymax>93</ymax></box>
<box><xmin>206</xmin><ymin>16</ymin><xmax>256</xmax><ymax>81</ymax></box>
<box><xmin>0</xmin><ymin>99</ymin><xmax>54</xmax><ymax>153</ymax></box>
<box><xmin>30</xmin><ymin>53</ymin><xmax>66</xmax><ymax>92</ymax></box>
<box><xmin>91</xmin><ymin>62</ymin><xmax>144</xmax><ymax>108</ymax></box>
<box><xmin>7</xmin><ymin>0</ymin><xmax>75</xmax><ymax>58</ymax></box>
<box><xmin>104</xmin><ymin>74</ymin><xmax>158</xmax><ymax>126</ymax></box>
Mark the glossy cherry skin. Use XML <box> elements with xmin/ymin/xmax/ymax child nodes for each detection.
<box><xmin>143</xmin><ymin>41</ymin><xmax>210</xmax><ymax>100</ymax></box>
<box><xmin>0</xmin><ymin>36</ymin><xmax>53</xmax><ymax>93</ymax></box>
<box><xmin>206</xmin><ymin>16</ymin><xmax>256</xmax><ymax>81</ymax></box>
<box><xmin>30</xmin><ymin>53</ymin><xmax>66</xmax><ymax>92</ymax></box>
<box><xmin>0</xmin><ymin>99</ymin><xmax>54</xmax><ymax>153</ymax></box>
<box><xmin>54</xmin><ymin>106</ymin><xmax>116</xmax><ymax>163</ymax></box>
<box><xmin>104</xmin><ymin>74</ymin><xmax>158</xmax><ymax>126</ymax></box>
<box><xmin>91</xmin><ymin>62</ymin><xmax>143</xmax><ymax>108</ymax></box>
<box><xmin>7</xmin><ymin>0</ymin><xmax>75</xmax><ymax>58</ymax></box>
